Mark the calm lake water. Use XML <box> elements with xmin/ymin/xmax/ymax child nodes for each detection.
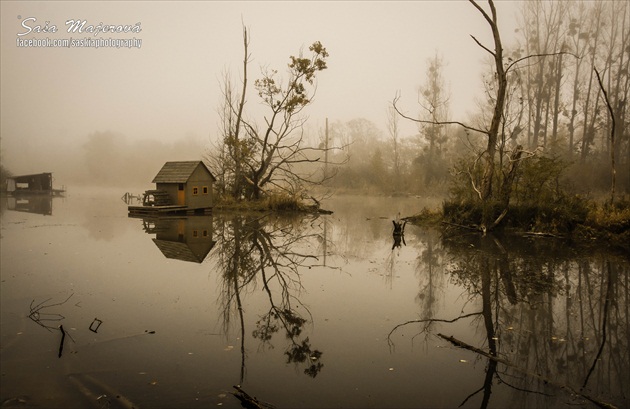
<box><xmin>1</xmin><ymin>190</ymin><xmax>628</xmax><ymax>408</ymax></box>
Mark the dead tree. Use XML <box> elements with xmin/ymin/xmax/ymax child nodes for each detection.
<box><xmin>595</xmin><ymin>67</ymin><xmax>617</xmax><ymax>205</ymax></box>
<box><xmin>393</xmin><ymin>0</ymin><xmax>574</xmax><ymax>233</ymax></box>
<box><xmin>208</xmin><ymin>25</ymin><xmax>347</xmax><ymax>202</ymax></box>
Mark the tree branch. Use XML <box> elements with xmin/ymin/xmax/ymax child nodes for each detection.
<box><xmin>470</xmin><ymin>34</ymin><xmax>495</xmax><ymax>56</ymax></box>
<box><xmin>392</xmin><ymin>93</ymin><xmax>488</xmax><ymax>135</ymax></box>
<box><xmin>506</xmin><ymin>51</ymin><xmax>578</xmax><ymax>74</ymax></box>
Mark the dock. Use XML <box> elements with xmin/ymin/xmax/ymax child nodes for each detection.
<box><xmin>128</xmin><ymin>205</ymin><xmax>212</xmax><ymax>217</ymax></box>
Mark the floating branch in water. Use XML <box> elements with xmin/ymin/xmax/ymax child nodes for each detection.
<box><xmin>58</xmin><ymin>325</ymin><xmax>66</xmax><ymax>358</ymax></box>
<box><xmin>89</xmin><ymin>318</ymin><xmax>103</xmax><ymax>333</ymax></box>
<box><xmin>232</xmin><ymin>385</ymin><xmax>276</xmax><ymax>409</ymax></box>
<box><xmin>28</xmin><ymin>293</ymin><xmax>74</xmax><ymax>331</ymax></box>
<box><xmin>387</xmin><ymin>311</ymin><xmax>483</xmax><ymax>350</ymax></box>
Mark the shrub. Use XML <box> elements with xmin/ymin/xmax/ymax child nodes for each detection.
<box><xmin>264</xmin><ymin>193</ymin><xmax>302</xmax><ymax>211</ymax></box>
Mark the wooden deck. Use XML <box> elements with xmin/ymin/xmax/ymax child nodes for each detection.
<box><xmin>128</xmin><ymin>205</ymin><xmax>212</xmax><ymax>217</ymax></box>
<box><xmin>10</xmin><ymin>189</ymin><xmax>66</xmax><ymax>196</ymax></box>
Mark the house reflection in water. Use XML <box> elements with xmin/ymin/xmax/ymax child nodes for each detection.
<box><xmin>139</xmin><ymin>216</ymin><xmax>215</xmax><ymax>263</ymax></box>
<box><xmin>6</xmin><ymin>195</ymin><xmax>53</xmax><ymax>215</ymax></box>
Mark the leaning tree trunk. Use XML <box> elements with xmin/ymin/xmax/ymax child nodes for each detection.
<box><xmin>595</xmin><ymin>68</ymin><xmax>617</xmax><ymax>204</ymax></box>
<box><xmin>470</xmin><ymin>0</ymin><xmax>509</xmax><ymax>232</ymax></box>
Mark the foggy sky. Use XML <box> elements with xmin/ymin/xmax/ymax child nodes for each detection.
<box><xmin>0</xmin><ymin>1</ymin><xmax>521</xmax><ymax>185</ymax></box>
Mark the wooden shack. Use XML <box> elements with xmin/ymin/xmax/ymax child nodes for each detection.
<box><xmin>128</xmin><ymin>161</ymin><xmax>215</xmax><ymax>216</ymax></box>
<box><xmin>5</xmin><ymin>172</ymin><xmax>65</xmax><ymax>196</ymax></box>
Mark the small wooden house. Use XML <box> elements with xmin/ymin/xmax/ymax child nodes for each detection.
<box><xmin>153</xmin><ymin>160</ymin><xmax>215</xmax><ymax>207</ymax></box>
<box><xmin>129</xmin><ymin>161</ymin><xmax>215</xmax><ymax>216</ymax></box>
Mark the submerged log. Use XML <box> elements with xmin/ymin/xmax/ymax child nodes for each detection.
<box><xmin>232</xmin><ymin>385</ymin><xmax>276</xmax><ymax>409</ymax></box>
<box><xmin>522</xmin><ymin>231</ymin><xmax>564</xmax><ymax>238</ymax></box>
<box><xmin>58</xmin><ymin>325</ymin><xmax>66</xmax><ymax>358</ymax></box>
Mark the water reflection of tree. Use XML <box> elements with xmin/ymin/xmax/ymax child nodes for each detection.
<box><xmin>414</xmin><ymin>229</ymin><xmax>447</xmax><ymax>333</ymax></box>
<box><xmin>390</xmin><ymin>231</ymin><xmax>629</xmax><ymax>408</ymax></box>
<box><xmin>211</xmin><ymin>214</ymin><xmax>325</xmax><ymax>383</ymax></box>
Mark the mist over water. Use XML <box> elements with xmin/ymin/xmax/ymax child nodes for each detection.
<box><xmin>1</xmin><ymin>1</ymin><xmax>522</xmax><ymax>185</ymax></box>
<box><xmin>2</xmin><ymin>131</ymin><xmax>205</xmax><ymax>190</ymax></box>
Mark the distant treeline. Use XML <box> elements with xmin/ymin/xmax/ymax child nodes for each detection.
<box><xmin>321</xmin><ymin>1</ymin><xmax>629</xmax><ymax>199</ymax></box>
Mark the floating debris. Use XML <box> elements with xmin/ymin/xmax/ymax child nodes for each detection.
<box><xmin>89</xmin><ymin>318</ymin><xmax>103</xmax><ymax>333</ymax></box>
<box><xmin>232</xmin><ymin>385</ymin><xmax>276</xmax><ymax>409</ymax></box>
<box><xmin>58</xmin><ymin>325</ymin><xmax>67</xmax><ymax>358</ymax></box>
<box><xmin>28</xmin><ymin>293</ymin><xmax>74</xmax><ymax>331</ymax></box>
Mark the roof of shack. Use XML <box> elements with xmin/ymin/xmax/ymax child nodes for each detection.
<box><xmin>152</xmin><ymin>161</ymin><xmax>215</xmax><ymax>184</ymax></box>
<box><xmin>8</xmin><ymin>173</ymin><xmax>53</xmax><ymax>181</ymax></box>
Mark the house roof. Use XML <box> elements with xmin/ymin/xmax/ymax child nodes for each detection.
<box><xmin>9</xmin><ymin>173</ymin><xmax>53</xmax><ymax>181</ymax></box>
<box><xmin>151</xmin><ymin>161</ymin><xmax>215</xmax><ymax>183</ymax></box>
<box><xmin>152</xmin><ymin>239</ymin><xmax>215</xmax><ymax>263</ymax></box>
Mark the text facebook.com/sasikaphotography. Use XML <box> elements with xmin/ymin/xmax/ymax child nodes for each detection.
<box><xmin>16</xmin><ymin>17</ymin><xmax>143</xmax><ymax>49</ymax></box>
<box><xmin>16</xmin><ymin>37</ymin><xmax>142</xmax><ymax>49</ymax></box>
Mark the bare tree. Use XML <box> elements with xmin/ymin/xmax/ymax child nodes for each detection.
<box><xmin>579</xmin><ymin>2</ymin><xmax>604</xmax><ymax>162</ymax></box>
<box><xmin>394</xmin><ymin>0</ymin><xmax>506</xmax><ymax>231</ymax></box>
<box><xmin>600</xmin><ymin>1</ymin><xmax>630</xmax><ymax>195</ymax></box>
<box><xmin>394</xmin><ymin>0</ymin><xmax>571</xmax><ymax>232</ymax></box>
<box><xmin>413</xmin><ymin>53</ymin><xmax>451</xmax><ymax>187</ymax></box>
<box><xmin>417</xmin><ymin>52</ymin><xmax>450</xmax><ymax>160</ymax></box>
<box><xmin>517</xmin><ymin>0</ymin><xmax>568</xmax><ymax>149</ymax></box>
<box><xmin>512</xmin><ymin>0</ymin><xmax>629</xmax><ymax>193</ymax></box>
<box><xmin>565</xmin><ymin>1</ymin><xmax>590</xmax><ymax>157</ymax></box>
<box><xmin>207</xmin><ymin>25</ymin><xmax>252</xmax><ymax>199</ymax></box>
<box><xmin>386</xmin><ymin>105</ymin><xmax>401</xmax><ymax>191</ymax></box>
<box><xmin>595</xmin><ymin>67</ymin><xmax>617</xmax><ymax>204</ymax></box>
<box><xmin>208</xmin><ymin>25</ymin><xmax>338</xmax><ymax>202</ymax></box>
<box><xmin>467</xmin><ymin>0</ymin><xmax>510</xmax><ymax>231</ymax></box>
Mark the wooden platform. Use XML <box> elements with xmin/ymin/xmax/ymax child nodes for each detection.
<box><xmin>128</xmin><ymin>205</ymin><xmax>212</xmax><ymax>217</ymax></box>
<box><xmin>10</xmin><ymin>189</ymin><xmax>66</xmax><ymax>196</ymax></box>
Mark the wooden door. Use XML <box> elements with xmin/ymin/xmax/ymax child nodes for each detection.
<box><xmin>177</xmin><ymin>184</ymin><xmax>185</xmax><ymax>205</ymax></box>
